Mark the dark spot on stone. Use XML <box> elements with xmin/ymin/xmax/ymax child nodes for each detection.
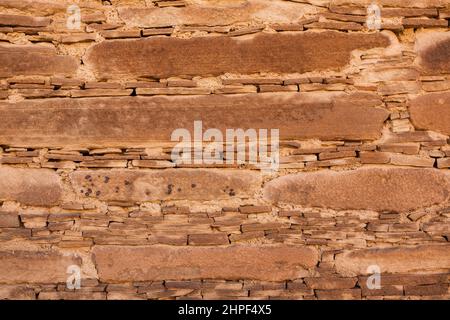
<box><xmin>85</xmin><ymin>175</ymin><xmax>91</xmax><ymax>180</ymax></box>
<box><xmin>177</xmin><ymin>188</ymin><xmax>181</xmax><ymax>192</ymax></box>
<box><xmin>124</xmin><ymin>180</ymin><xmax>131</xmax><ymax>186</ymax></box>
<box><xmin>191</xmin><ymin>183</ymin><xmax>196</xmax><ymax>188</ymax></box>
<box><xmin>421</xmin><ymin>38</ymin><xmax>450</xmax><ymax>73</ymax></box>
<box><xmin>229</xmin><ymin>189</ymin><xmax>235</xmax><ymax>196</ymax></box>
<box><xmin>96</xmin><ymin>191</ymin><xmax>101</xmax><ymax>196</ymax></box>
<box><xmin>167</xmin><ymin>184</ymin><xmax>174</xmax><ymax>195</ymax></box>
<box><xmin>104</xmin><ymin>176</ymin><xmax>110</xmax><ymax>183</ymax></box>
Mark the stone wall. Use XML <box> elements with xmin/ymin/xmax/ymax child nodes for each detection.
<box><xmin>0</xmin><ymin>0</ymin><xmax>449</xmax><ymax>300</ymax></box>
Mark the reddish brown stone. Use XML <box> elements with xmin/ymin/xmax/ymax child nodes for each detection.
<box><xmin>0</xmin><ymin>43</ymin><xmax>78</xmax><ymax>77</ymax></box>
<box><xmin>415</xmin><ymin>32</ymin><xmax>450</xmax><ymax>75</ymax></box>
<box><xmin>305</xmin><ymin>277</ymin><xmax>357</xmax><ymax>290</ymax></box>
<box><xmin>264</xmin><ymin>167</ymin><xmax>450</xmax><ymax>212</ymax></box>
<box><xmin>0</xmin><ymin>168</ymin><xmax>62</xmax><ymax>206</ymax></box>
<box><xmin>70</xmin><ymin>169</ymin><xmax>262</xmax><ymax>202</ymax></box>
<box><xmin>84</xmin><ymin>32</ymin><xmax>390</xmax><ymax>78</ymax></box>
<box><xmin>0</xmin><ymin>211</ymin><xmax>20</xmax><ymax>227</ymax></box>
<box><xmin>0</xmin><ymin>93</ymin><xmax>388</xmax><ymax>147</ymax></box>
<box><xmin>410</xmin><ymin>92</ymin><xmax>450</xmax><ymax>136</ymax></box>
<box><xmin>335</xmin><ymin>244</ymin><xmax>450</xmax><ymax>277</ymax></box>
<box><xmin>93</xmin><ymin>245</ymin><xmax>319</xmax><ymax>282</ymax></box>
<box><xmin>0</xmin><ymin>14</ymin><xmax>51</xmax><ymax>27</ymax></box>
<box><xmin>118</xmin><ymin>1</ymin><xmax>318</xmax><ymax>28</ymax></box>
<box><xmin>0</xmin><ymin>250</ymin><xmax>81</xmax><ymax>284</ymax></box>
<box><xmin>188</xmin><ymin>234</ymin><xmax>230</xmax><ymax>246</ymax></box>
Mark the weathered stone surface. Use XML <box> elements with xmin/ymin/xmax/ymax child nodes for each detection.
<box><xmin>0</xmin><ymin>43</ymin><xmax>78</xmax><ymax>77</ymax></box>
<box><xmin>335</xmin><ymin>245</ymin><xmax>450</xmax><ymax>277</ymax></box>
<box><xmin>0</xmin><ymin>92</ymin><xmax>388</xmax><ymax>147</ymax></box>
<box><xmin>331</xmin><ymin>0</ymin><xmax>447</xmax><ymax>8</ymax></box>
<box><xmin>0</xmin><ymin>285</ymin><xmax>35</xmax><ymax>299</ymax></box>
<box><xmin>0</xmin><ymin>250</ymin><xmax>81</xmax><ymax>284</ymax></box>
<box><xmin>0</xmin><ymin>168</ymin><xmax>62</xmax><ymax>206</ymax></box>
<box><xmin>410</xmin><ymin>92</ymin><xmax>450</xmax><ymax>136</ymax></box>
<box><xmin>118</xmin><ymin>0</ymin><xmax>320</xmax><ymax>27</ymax></box>
<box><xmin>264</xmin><ymin>167</ymin><xmax>450</xmax><ymax>212</ymax></box>
<box><xmin>415</xmin><ymin>31</ymin><xmax>450</xmax><ymax>75</ymax></box>
<box><xmin>0</xmin><ymin>211</ymin><xmax>20</xmax><ymax>227</ymax></box>
<box><xmin>93</xmin><ymin>245</ymin><xmax>319</xmax><ymax>282</ymax></box>
<box><xmin>84</xmin><ymin>32</ymin><xmax>390</xmax><ymax>78</ymax></box>
<box><xmin>0</xmin><ymin>14</ymin><xmax>51</xmax><ymax>27</ymax></box>
<box><xmin>70</xmin><ymin>169</ymin><xmax>262</xmax><ymax>202</ymax></box>
<box><xmin>0</xmin><ymin>0</ymin><xmax>68</xmax><ymax>15</ymax></box>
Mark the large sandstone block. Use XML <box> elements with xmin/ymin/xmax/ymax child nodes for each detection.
<box><xmin>0</xmin><ymin>250</ymin><xmax>81</xmax><ymax>284</ymax></box>
<box><xmin>0</xmin><ymin>168</ymin><xmax>62</xmax><ymax>206</ymax></box>
<box><xmin>264</xmin><ymin>167</ymin><xmax>450</xmax><ymax>212</ymax></box>
<box><xmin>410</xmin><ymin>92</ymin><xmax>450</xmax><ymax>136</ymax></box>
<box><xmin>93</xmin><ymin>245</ymin><xmax>319</xmax><ymax>282</ymax></box>
<box><xmin>118</xmin><ymin>0</ymin><xmax>320</xmax><ymax>28</ymax></box>
<box><xmin>0</xmin><ymin>0</ymin><xmax>68</xmax><ymax>15</ymax></box>
<box><xmin>84</xmin><ymin>31</ymin><xmax>390</xmax><ymax>78</ymax></box>
<box><xmin>0</xmin><ymin>92</ymin><xmax>388</xmax><ymax>147</ymax></box>
<box><xmin>335</xmin><ymin>244</ymin><xmax>450</xmax><ymax>277</ymax></box>
<box><xmin>0</xmin><ymin>14</ymin><xmax>51</xmax><ymax>27</ymax></box>
<box><xmin>331</xmin><ymin>0</ymin><xmax>447</xmax><ymax>8</ymax></box>
<box><xmin>0</xmin><ymin>43</ymin><xmax>78</xmax><ymax>77</ymax></box>
<box><xmin>70</xmin><ymin>169</ymin><xmax>262</xmax><ymax>202</ymax></box>
<box><xmin>415</xmin><ymin>31</ymin><xmax>450</xmax><ymax>75</ymax></box>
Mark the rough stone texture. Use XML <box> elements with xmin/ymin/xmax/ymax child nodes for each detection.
<box><xmin>0</xmin><ymin>92</ymin><xmax>387</xmax><ymax>147</ymax></box>
<box><xmin>0</xmin><ymin>0</ymin><xmax>449</xmax><ymax>301</ymax></box>
<box><xmin>0</xmin><ymin>250</ymin><xmax>81</xmax><ymax>284</ymax></box>
<box><xmin>0</xmin><ymin>168</ymin><xmax>62</xmax><ymax>206</ymax></box>
<box><xmin>415</xmin><ymin>31</ymin><xmax>450</xmax><ymax>75</ymax></box>
<box><xmin>264</xmin><ymin>167</ymin><xmax>450</xmax><ymax>212</ymax></box>
<box><xmin>84</xmin><ymin>32</ymin><xmax>390</xmax><ymax>79</ymax></box>
<box><xmin>410</xmin><ymin>92</ymin><xmax>450</xmax><ymax>136</ymax></box>
<box><xmin>0</xmin><ymin>44</ymin><xmax>78</xmax><ymax>77</ymax></box>
<box><xmin>93</xmin><ymin>245</ymin><xmax>319</xmax><ymax>282</ymax></box>
<box><xmin>70</xmin><ymin>169</ymin><xmax>262</xmax><ymax>201</ymax></box>
<box><xmin>335</xmin><ymin>245</ymin><xmax>450</xmax><ymax>277</ymax></box>
<box><xmin>118</xmin><ymin>0</ymin><xmax>320</xmax><ymax>28</ymax></box>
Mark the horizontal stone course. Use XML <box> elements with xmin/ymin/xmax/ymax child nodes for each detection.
<box><xmin>335</xmin><ymin>244</ymin><xmax>450</xmax><ymax>277</ymax></box>
<box><xmin>84</xmin><ymin>31</ymin><xmax>390</xmax><ymax>78</ymax></box>
<box><xmin>93</xmin><ymin>245</ymin><xmax>319</xmax><ymax>282</ymax></box>
<box><xmin>0</xmin><ymin>250</ymin><xmax>81</xmax><ymax>284</ymax></box>
<box><xmin>0</xmin><ymin>168</ymin><xmax>62</xmax><ymax>206</ymax></box>
<box><xmin>0</xmin><ymin>92</ymin><xmax>388</xmax><ymax>146</ymax></box>
<box><xmin>70</xmin><ymin>169</ymin><xmax>262</xmax><ymax>202</ymax></box>
<box><xmin>0</xmin><ymin>43</ymin><xmax>77</xmax><ymax>77</ymax></box>
<box><xmin>264</xmin><ymin>167</ymin><xmax>450</xmax><ymax>212</ymax></box>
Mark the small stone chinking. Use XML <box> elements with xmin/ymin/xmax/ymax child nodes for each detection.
<box><xmin>0</xmin><ymin>0</ymin><xmax>449</xmax><ymax>301</ymax></box>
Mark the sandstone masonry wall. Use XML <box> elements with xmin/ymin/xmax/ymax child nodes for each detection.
<box><xmin>0</xmin><ymin>0</ymin><xmax>449</xmax><ymax>300</ymax></box>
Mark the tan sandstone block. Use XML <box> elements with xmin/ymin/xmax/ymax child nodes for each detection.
<box><xmin>264</xmin><ymin>167</ymin><xmax>450</xmax><ymax>212</ymax></box>
<box><xmin>410</xmin><ymin>92</ymin><xmax>450</xmax><ymax>136</ymax></box>
<box><xmin>0</xmin><ymin>92</ymin><xmax>388</xmax><ymax>147</ymax></box>
<box><xmin>335</xmin><ymin>244</ymin><xmax>450</xmax><ymax>277</ymax></box>
<box><xmin>93</xmin><ymin>245</ymin><xmax>319</xmax><ymax>282</ymax></box>
<box><xmin>84</xmin><ymin>32</ymin><xmax>390</xmax><ymax>78</ymax></box>
<box><xmin>415</xmin><ymin>31</ymin><xmax>450</xmax><ymax>75</ymax></box>
<box><xmin>0</xmin><ymin>14</ymin><xmax>51</xmax><ymax>27</ymax></box>
<box><xmin>0</xmin><ymin>43</ymin><xmax>78</xmax><ymax>77</ymax></box>
<box><xmin>70</xmin><ymin>169</ymin><xmax>262</xmax><ymax>202</ymax></box>
<box><xmin>117</xmin><ymin>0</ymin><xmax>320</xmax><ymax>28</ymax></box>
<box><xmin>0</xmin><ymin>168</ymin><xmax>62</xmax><ymax>206</ymax></box>
<box><xmin>0</xmin><ymin>250</ymin><xmax>81</xmax><ymax>284</ymax></box>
